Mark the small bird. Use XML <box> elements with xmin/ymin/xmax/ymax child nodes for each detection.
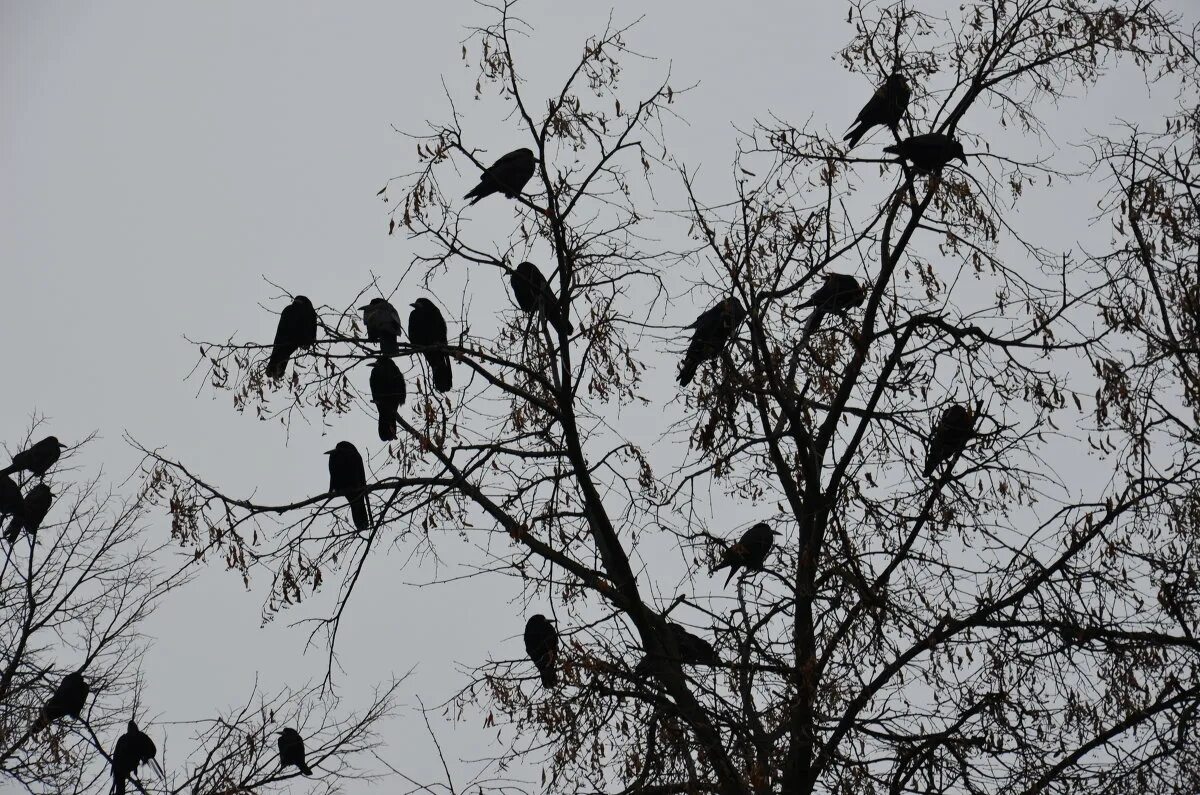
<box><xmin>1</xmin><ymin>437</ymin><xmax>66</xmax><ymax>478</ymax></box>
<box><xmin>408</xmin><ymin>299</ymin><xmax>453</xmax><ymax>392</ymax></box>
<box><xmin>111</xmin><ymin>720</ymin><xmax>159</xmax><ymax>795</ymax></box>
<box><xmin>464</xmin><ymin>148</ymin><xmax>538</xmax><ymax>205</ymax></box>
<box><xmin>6</xmin><ymin>483</ymin><xmax>52</xmax><ymax>544</ymax></box>
<box><xmin>0</xmin><ymin>474</ymin><xmax>22</xmax><ymax>519</ymax></box>
<box><xmin>524</xmin><ymin>614</ymin><xmax>560</xmax><ymax>688</ymax></box>
<box><xmin>33</xmin><ymin>671</ymin><xmax>89</xmax><ymax>732</ymax></box>
<box><xmin>678</xmin><ymin>298</ymin><xmax>746</xmax><ymax>386</ymax></box>
<box><xmin>844</xmin><ymin>73</ymin><xmax>911</xmax><ymax>149</ymax></box>
<box><xmin>635</xmin><ymin>623</ymin><xmax>717</xmax><ymax>677</ymax></box>
<box><xmin>510</xmin><ymin>261</ymin><xmax>572</xmax><ymax>335</ymax></box>
<box><xmin>265</xmin><ymin>295</ymin><xmax>318</xmax><ymax>380</ymax></box>
<box><xmin>884</xmin><ymin>133</ymin><xmax>966</xmax><ymax>174</ymax></box>
<box><xmin>711</xmin><ymin>522</ymin><xmax>778</xmax><ymax>588</ymax></box>
<box><xmin>369</xmin><ymin>358</ymin><xmax>406</xmax><ymax>442</ymax></box>
<box><xmin>325</xmin><ymin>442</ymin><xmax>370</xmax><ymax>532</ymax></box>
<box><xmin>360</xmin><ymin>298</ymin><xmax>404</xmax><ymax>357</ymax></box>
<box><xmin>800</xmin><ymin>273</ymin><xmax>868</xmax><ymax>341</ymax></box>
<box><xmin>278</xmin><ymin>727</ymin><xmax>314</xmax><ymax>776</ymax></box>
<box><xmin>923</xmin><ymin>404</ymin><xmax>975</xmax><ymax>478</ymax></box>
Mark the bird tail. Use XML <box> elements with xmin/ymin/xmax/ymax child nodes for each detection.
<box><xmin>298</xmin><ymin>761</ymin><xmax>313</xmax><ymax>776</ymax></box>
<box><xmin>5</xmin><ymin>515</ymin><xmax>23</xmax><ymax>544</ymax></box>
<box><xmin>428</xmin><ymin>353</ymin><xmax>453</xmax><ymax>392</ymax></box>
<box><xmin>678</xmin><ymin>355</ymin><xmax>698</xmax><ymax>387</ymax></box>
<box><xmin>349</xmin><ymin>494</ymin><xmax>371</xmax><ymax>532</ymax></box>
<box><xmin>922</xmin><ymin>455</ymin><xmax>936</xmax><ymax>479</ymax></box>
<box><xmin>844</xmin><ymin>123</ymin><xmax>869</xmax><ymax>149</ymax></box>
<box><xmin>265</xmin><ymin>349</ymin><xmax>290</xmax><ymax>380</ymax></box>
<box><xmin>540</xmin><ymin>668</ymin><xmax>558</xmax><ymax>688</ymax></box>
<box><xmin>381</xmin><ymin>338</ymin><xmax>400</xmax><ymax>357</ymax></box>
<box><xmin>377</xmin><ymin>411</ymin><xmax>397</xmax><ymax>442</ymax></box>
<box><xmin>801</xmin><ymin>308</ymin><xmax>826</xmax><ymax>344</ymax></box>
<box><xmin>463</xmin><ymin>186</ymin><xmax>486</xmax><ymax>205</ymax></box>
<box><xmin>883</xmin><ymin>143</ymin><xmax>901</xmax><ymax>156</ymax></box>
<box><xmin>31</xmin><ymin>709</ymin><xmax>50</xmax><ymax>733</ymax></box>
<box><xmin>723</xmin><ymin>566</ymin><xmax>739</xmax><ymax>588</ymax></box>
<box><xmin>112</xmin><ymin>774</ymin><xmax>125</xmax><ymax>795</ymax></box>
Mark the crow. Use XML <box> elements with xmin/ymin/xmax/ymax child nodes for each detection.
<box><xmin>800</xmin><ymin>273</ymin><xmax>868</xmax><ymax>341</ymax></box>
<box><xmin>678</xmin><ymin>297</ymin><xmax>746</xmax><ymax>387</ymax></box>
<box><xmin>408</xmin><ymin>299</ymin><xmax>453</xmax><ymax>392</ymax></box>
<box><xmin>1</xmin><ymin>437</ymin><xmax>66</xmax><ymax>478</ymax></box>
<box><xmin>844</xmin><ymin>73</ymin><xmax>911</xmax><ymax>149</ymax></box>
<box><xmin>524</xmin><ymin>614</ymin><xmax>559</xmax><ymax>688</ymax></box>
<box><xmin>278</xmin><ymin>727</ymin><xmax>313</xmax><ymax>776</ymax></box>
<box><xmin>884</xmin><ymin>133</ymin><xmax>966</xmax><ymax>174</ymax></box>
<box><xmin>464</xmin><ymin>148</ymin><xmax>537</xmax><ymax>205</ymax></box>
<box><xmin>325</xmin><ymin>442</ymin><xmax>370</xmax><ymax>532</ymax></box>
<box><xmin>711</xmin><ymin>522</ymin><xmax>778</xmax><ymax>588</ymax></box>
<box><xmin>33</xmin><ymin>671</ymin><xmax>89</xmax><ymax>732</ymax></box>
<box><xmin>0</xmin><ymin>474</ymin><xmax>22</xmax><ymax>520</ymax></box>
<box><xmin>923</xmin><ymin>404</ymin><xmax>975</xmax><ymax>478</ymax></box>
<box><xmin>635</xmin><ymin>623</ymin><xmax>717</xmax><ymax>677</ymax></box>
<box><xmin>6</xmin><ymin>483</ymin><xmax>51</xmax><ymax>544</ymax></box>
<box><xmin>360</xmin><ymin>298</ymin><xmax>404</xmax><ymax>357</ymax></box>
<box><xmin>369</xmin><ymin>358</ymin><xmax>406</xmax><ymax>442</ymax></box>
<box><xmin>510</xmin><ymin>261</ymin><xmax>572</xmax><ymax>335</ymax></box>
<box><xmin>265</xmin><ymin>296</ymin><xmax>318</xmax><ymax>380</ymax></box>
<box><xmin>111</xmin><ymin>720</ymin><xmax>159</xmax><ymax>795</ymax></box>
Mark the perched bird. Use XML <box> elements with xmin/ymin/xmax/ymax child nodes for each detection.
<box><xmin>524</xmin><ymin>614</ymin><xmax>560</xmax><ymax>688</ymax></box>
<box><xmin>325</xmin><ymin>442</ymin><xmax>370</xmax><ymax>532</ymax></box>
<box><xmin>844</xmin><ymin>73</ymin><xmax>911</xmax><ymax>149</ymax></box>
<box><xmin>678</xmin><ymin>298</ymin><xmax>746</xmax><ymax>387</ymax></box>
<box><xmin>800</xmin><ymin>273</ymin><xmax>868</xmax><ymax>341</ymax></box>
<box><xmin>635</xmin><ymin>623</ymin><xmax>717</xmax><ymax>677</ymax></box>
<box><xmin>369</xmin><ymin>358</ymin><xmax>406</xmax><ymax>442</ymax></box>
<box><xmin>6</xmin><ymin>483</ymin><xmax>51</xmax><ymax>544</ymax></box>
<box><xmin>464</xmin><ymin>148</ymin><xmax>537</xmax><ymax>205</ymax></box>
<box><xmin>1</xmin><ymin>437</ymin><xmax>66</xmax><ymax>478</ymax></box>
<box><xmin>510</xmin><ymin>261</ymin><xmax>572</xmax><ymax>335</ymax></box>
<box><xmin>278</xmin><ymin>727</ymin><xmax>314</xmax><ymax>776</ymax></box>
<box><xmin>408</xmin><ymin>299</ymin><xmax>453</xmax><ymax>392</ymax></box>
<box><xmin>111</xmin><ymin>720</ymin><xmax>159</xmax><ymax>795</ymax></box>
<box><xmin>923</xmin><ymin>404</ymin><xmax>975</xmax><ymax>478</ymax></box>
<box><xmin>33</xmin><ymin>671</ymin><xmax>89</xmax><ymax>732</ymax></box>
<box><xmin>0</xmin><ymin>474</ymin><xmax>22</xmax><ymax>520</ymax></box>
<box><xmin>711</xmin><ymin>522</ymin><xmax>778</xmax><ymax>588</ymax></box>
<box><xmin>265</xmin><ymin>295</ymin><xmax>318</xmax><ymax>380</ymax></box>
<box><xmin>360</xmin><ymin>298</ymin><xmax>404</xmax><ymax>357</ymax></box>
<box><xmin>884</xmin><ymin>133</ymin><xmax>966</xmax><ymax>174</ymax></box>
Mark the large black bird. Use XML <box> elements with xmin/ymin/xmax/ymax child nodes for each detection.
<box><xmin>923</xmin><ymin>404</ymin><xmax>975</xmax><ymax>478</ymax></box>
<box><xmin>635</xmin><ymin>623</ymin><xmax>717</xmax><ymax>677</ymax></box>
<box><xmin>844</xmin><ymin>73</ymin><xmax>911</xmax><ymax>149</ymax></box>
<box><xmin>510</xmin><ymin>261</ymin><xmax>572</xmax><ymax>336</ymax></box>
<box><xmin>524</xmin><ymin>614</ymin><xmax>560</xmax><ymax>688</ymax></box>
<box><xmin>678</xmin><ymin>297</ymin><xmax>746</xmax><ymax>387</ymax></box>
<box><xmin>369</xmin><ymin>358</ymin><xmax>406</xmax><ymax>442</ymax></box>
<box><xmin>111</xmin><ymin>720</ymin><xmax>159</xmax><ymax>795</ymax></box>
<box><xmin>408</xmin><ymin>299</ymin><xmax>453</xmax><ymax>392</ymax></box>
<box><xmin>325</xmin><ymin>442</ymin><xmax>370</xmax><ymax>532</ymax></box>
<box><xmin>464</xmin><ymin>148</ymin><xmax>537</xmax><ymax>205</ymax></box>
<box><xmin>278</xmin><ymin>727</ymin><xmax>313</xmax><ymax>776</ymax></box>
<box><xmin>265</xmin><ymin>296</ymin><xmax>318</xmax><ymax>380</ymax></box>
<box><xmin>0</xmin><ymin>474</ymin><xmax>22</xmax><ymax>520</ymax></box>
<box><xmin>800</xmin><ymin>273</ymin><xmax>868</xmax><ymax>341</ymax></box>
<box><xmin>1</xmin><ymin>437</ymin><xmax>66</xmax><ymax>478</ymax></box>
<box><xmin>360</xmin><ymin>298</ymin><xmax>404</xmax><ymax>357</ymax></box>
<box><xmin>711</xmin><ymin>522</ymin><xmax>778</xmax><ymax>588</ymax></box>
<box><xmin>33</xmin><ymin>671</ymin><xmax>89</xmax><ymax>732</ymax></box>
<box><xmin>884</xmin><ymin>133</ymin><xmax>966</xmax><ymax>174</ymax></box>
<box><xmin>6</xmin><ymin>483</ymin><xmax>51</xmax><ymax>544</ymax></box>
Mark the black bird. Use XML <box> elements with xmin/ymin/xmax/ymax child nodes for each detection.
<box><xmin>923</xmin><ymin>404</ymin><xmax>975</xmax><ymax>478</ymax></box>
<box><xmin>2</xmin><ymin>437</ymin><xmax>66</xmax><ymax>478</ymax></box>
<box><xmin>510</xmin><ymin>261</ymin><xmax>573</xmax><ymax>335</ymax></box>
<box><xmin>711</xmin><ymin>522</ymin><xmax>778</xmax><ymax>588</ymax></box>
<box><xmin>360</xmin><ymin>298</ymin><xmax>404</xmax><ymax>357</ymax></box>
<box><xmin>265</xmin><ymin>295</ymin><xmax>318</xmax><ymax>380</ymax></box>
<box><xmin>278</xmin><ymin>727</ymin><xmax>313</xmax><ymax>776</ymax></box>
<box><xmin>844</xmin><ymin>73</ymin><xmax>911</xmax><ymax>149</ymax></box>
<box><xmin>325</xmin><ymin>442</ymin><xmax>370</xmax><ymax>532</ymax></box>
<box><xmin>0</xmin><ymin>474</ymin><xmax>22</xmax><ymax>520</ymax></box>
<box><xmin>6</xmin><ymin>483</ymin><xmax>51</xmax><ymax>544</ymax></box>
<box><xmin>33</xmin><ymin>671</ymin><xmax>89</xmax><ymax>732</ymax></box>
<box><xmin>635</xmin><ymin>623</ymin><xmax>717</xmax><ymax>677</ymax></box>
<box><xmin>408</xmin><ymin>298</ymin><xmax>453</xmax><ymax>392</ymax></box>
<box><xmin>524</xmin><ymin>614</ymin><xmax>559</xmax><ymax>688</ymax></box>
<box><xmin>800</xmin><ymin>273</ymin><xmax>868</xmax><ymax>341</ymax></box>
<box><xmin>111</xmin><ymin>720</ymin><xmax>158</xmax><ymax>795</ymax></box>
<box><xmin>464</xmin><ymin>148</ymin><xmax>537</xmax><ymax>205</ymax></box>
<box><xmin>369</xmin><ymin>358</ymin><xmax>406</xmax><ymax>442</ymax></box>
<box><xmin>884</xmin><ymin>133</ymin><xmax>966</xmax><ymax>174</ymax></box>
<box><xmin>678</xmin><ymin>298</ymin><xmax>746</xmax><ymax>387</ymax></box>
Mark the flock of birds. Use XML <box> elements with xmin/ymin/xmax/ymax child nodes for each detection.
<box><xmin>0</xmin><ymin>73</ymin><xmax>978</xmax><ymax>790</ymax></box>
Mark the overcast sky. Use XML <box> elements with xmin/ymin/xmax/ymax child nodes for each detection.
<box><xmin>1</xmin><ymin>1</ymin><xmax>1190</xmax><ymax>792</ymax></box>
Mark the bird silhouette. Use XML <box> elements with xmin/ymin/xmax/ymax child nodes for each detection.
<box><xmin>679</xmin><ymin>298</ymin><xmax>746</xmax><ymax>386</ymax></box>
<box><xmin>923</xmin><ymin>404</ymin><xmax>975</xmax><ymax>478</ymax></box>
<box><xmin>712</xmin><ymin>522</ymin><xmax>778</xmax><ymax>587</ymax></box>
<box><xmin>844</xmin><ymin>73</ymin><xmax>911</xmax><ymax>149</ymax></box>
<box><xmin>266</xmin><ymin>296</ymin><xmax>318</xmax><ymax>380</ymax></box>
<box><xmin>800</xmin><ymin>273</ymin><xmax>868</xmax><ymax>341</ymax></box>
<box><xmin>408</xmin><ymin>299</ymin><xmax>453</xmax><ymax>392</ymax></box>
<box><xmin>464</xmin><ymin>148</ymin><xmax>537</xmax><ymax>205</ymax></box>
<box><xmin>0</xmin><ymin>474</ymin><xmax>22</xmax><ymax>521</ymax></box>
<box><xmin>510</xmin><ymin>261</ymin><xmax>572</xmax><ymax>336</ymax></box>
<box><xmin>369</xmin><ymin>358</ymin><xmax>406</xmax><ymax>442</ymax></box>
<box><xmin>325</xmin><ymin>442</ymin><xmax>370</xmax><ymax>532</ymax></box>
<box><xmin>278</xmin><ymin>727</ymin><xmax>313</xmax><ymax>776</ymax></box>
<box><xmin>635</xmin><ymin>622</ymin><xmax>717</xmax><ymax>677</ymax></box>
<box><xmin>33</xmin><ymin>671</ymin><xmax>89</xmax><ymax>732</ymax></box>
<box><xmin>884</xmin><ymin>133</ymin><xmax>966</xmax><ymax>174</ymax></box>
<box><xmin>360</xmin><ymin>298</ymin><xmax>404</xmax><ymax>357</ymax></box>
<box><xmin>6</xmin><ymin>483</ymin><xmax>51</xmax><ymax>544</ymax></box>
<box><xmin>1</xmin><ymin>437</ymin><xmax>66</xmax><ymax>478</ymax></box>
<box><xmin>111</xmin><ymin>720</ymin><xmax>158</xmax><ymax>795</ymax></box>
<box><xmin>524</xmin><ymin>614</ymin><xmax>560</xmax><ymax>688</ymax></box>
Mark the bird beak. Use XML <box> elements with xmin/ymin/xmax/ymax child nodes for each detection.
<box><xmin>324</xmin><ymin>449</ymin><xmax>334</xmax><ymax>455</ymax></box>
<box><xmin>358</xmin><ymin>305</ymin><xmax>369</xmax><ymax>311</ymax></box>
